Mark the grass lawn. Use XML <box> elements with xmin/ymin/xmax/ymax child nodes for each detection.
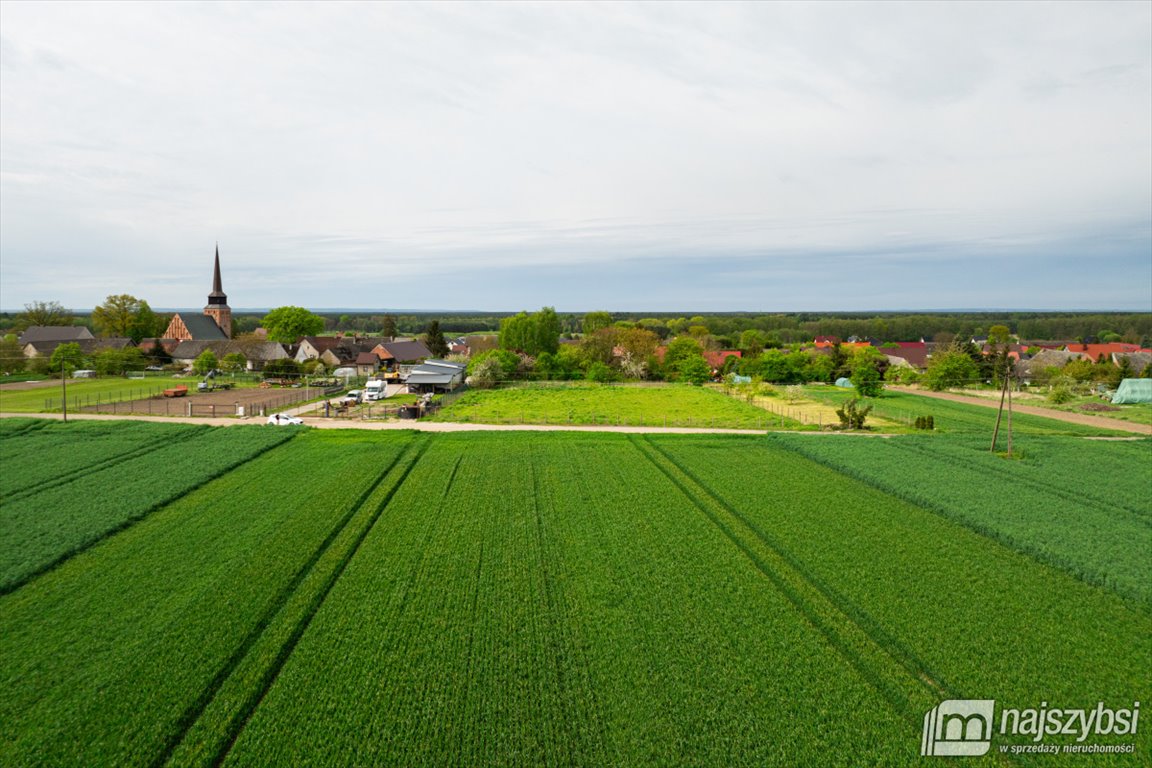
<box><xmin>0</xmin><ymin>375</ymin><xmax>261</xmax><ymax>413</ymax></box>
<box><xmin>429</xmin><ymin>382</ymin><xmax>802</xmax><ymax>428</ymax></box>
<box><xmin>804</xmin><ymin>385</ymin><xmax>1129</xmax><ymax>436</ymax></box>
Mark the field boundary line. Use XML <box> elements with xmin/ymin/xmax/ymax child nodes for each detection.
<box><xmin>200</xmin><ymin>434</ymin><xmax>434</xmax><ymax>768</ymax></box>
<box><xmin>0</xmin><ymin>431</ymin><xmax>302</xmax><ymax>598</ymax></box>
<box><xmin>629</xmin><ymin>436</ymin><xmax>956</xmax><ymax>728</ymax></box>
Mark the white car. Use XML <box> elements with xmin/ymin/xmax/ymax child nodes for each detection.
<box><xmin>266</xmin><ymin>413</ymin><xmax>304</xmax><ymax>426</ymax></box>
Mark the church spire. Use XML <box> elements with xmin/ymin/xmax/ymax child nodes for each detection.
<box><xmin>204</xmin><ymin>242</ymin><xmax>233</xmax><ymax>338</ymax></box>
<box><xmin>207</xmin><ymin>243</ymin><xmax>227</xmax><ymax>305</ymax></box>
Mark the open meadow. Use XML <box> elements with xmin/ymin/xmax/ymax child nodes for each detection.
<box><xmin>429</xmin><ymin>382</ymin><xmax>797</xmax><ymax>429</ymax></box>
<box><xmin>1</xmin><ymin>417</ymin><xmax>1148</xmax><ymax>766</ymax></box>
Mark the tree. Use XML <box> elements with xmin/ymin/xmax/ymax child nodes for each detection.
<box><xmin>93</xmin><ymin>347</ymin><xmax>147</xmax><ymax>376</ymax></box>
<box><xmin>19</xmin><ymin>300</ymin><xmax>73</xmax><ymax>329</ymax></box>
<box><xmin>92</xmin><ymin>295</ymin><xmax>146</xmax><ymax>338</ymax></box>
<box><xmin>500</xmin><ymin>307</ymin><xmax>561</xmax><ymax>356</ymax></box>
<box><xmin>580</xmin><ymin>327</ymin><xmax>617</xmax><ymax>366</ymax></box>
<box><xmin>676</xmin><ymin>354</ymin><xmax>712</xmax><ymax>386</ymax></box>
<box><xmin>261</xmin><ymin>306</ymin><xmax>325</xmax><ymax>344</ymax></box>
<box><xmin>263</xmin><ymin>358</ymin><xmax>302</xmax><ymax>378</ymax></box>
<box><xmin>739</xmin><ymin>329</ymin><xmax>766</xmax><ymax>357</ymax></box>
<box><xmin>132</xmin><ymin>302</ymin><xmax>166</xmax><ymax>342</ymax></box>
<box><xmin>193</xmin><ymin>349</ymin><xmax>218</xmax><ymax>376</ymax></box>
<box><xmin>49</xmin><ymin>342</ymin><xmax>86</xmax><ymax>377</ymax></box>
<box><xmin>533</xmin><ymin>307</ymin><xmax>561</xmax><ymax>356</ymax></box>
<box><xmin>221</xmin><ymin>352</ymin><xmax>247</xmax><ymax>373</ymax></box>
<box><xmin>424</xmin><ymin>320</ymin><xmax>450</xmax><ymax>358</ymax></box>
<box><xmin>615</xmin><ymin>327</ymin><xmax>658</xmax><ymax>361</ymax></box>
<box><xmin>469</xmin><ymin>355</ymin><xmax>504</xmax><ymax>389</ymax></box>
<box><xmin>664</xmin><ymin>337</ymin><xmax>704</xmax><ymax>373</ymax></box>
<box><xmin>582</xmin><ymin>311</ymin><xmax>613</xmax><ymax>336</ymax></box>
<box><xmin>923</xmin><ymin>345</ymin><xmax>980</xmax><ymax>391</ymax></box>
<box><xmin>467</xmin><ymin>349</ymin><xmax>520</xmax><ymax>381</ymax></box>
<box><xmin>380</xmin><ymin>314</ymin><xmax>398</xmax><ymax>339</ymax></box>
<box><xmin>0</xmin><ymin>335</ymin><xmax>25</xmax><ymax>372</ymax></box>
<box><xmin>850</xmin><ymin>360</ymin><xmax>884</xmax><ymax>398</ymax></box>
<box><xmin>987</xmin><ymin>325</ymin><xmax>1012</xmax><ymax>346</ymax></box>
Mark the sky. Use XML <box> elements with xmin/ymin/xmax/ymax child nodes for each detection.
<box><xmin>1</xmin><ymin>1</ymin><xmax>1150</xmax><ymax>313</ymax></box>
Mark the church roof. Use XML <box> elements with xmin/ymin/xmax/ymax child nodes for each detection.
<box><xmin>177</xmin><ymin>313</ymin><xmax>229</xmax><ymax>340</ymax></box>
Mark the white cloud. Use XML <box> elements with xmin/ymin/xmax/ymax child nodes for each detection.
<box><xmin>1</xmin><ymin>0</ymin><xmax>1149</xmax><ymax>310</ymax></box>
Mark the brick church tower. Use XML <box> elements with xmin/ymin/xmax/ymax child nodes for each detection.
<box><xmin>203</xmin><ymin>244</ymin><xmax>232</xmax><ymax>338</ymax></box>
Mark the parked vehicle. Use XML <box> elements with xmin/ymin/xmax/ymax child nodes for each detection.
<box><xmin>364</xmin><ymin>379</ymin><xmax>389</xmax><ymax>401</ymax></box>
<box><xmin>266</xmin><ymin>413</ymin><xmax>304</xmax><ymax>426</ymax></box>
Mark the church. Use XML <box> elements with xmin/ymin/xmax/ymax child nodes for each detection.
<box><xmin>162</xmin><ymin>246</ymin><xmax>233</xmax><ymax>341</ymax></box>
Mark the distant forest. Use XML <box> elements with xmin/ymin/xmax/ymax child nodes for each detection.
<box><xmin>3</xmin><ymin>310</ymin><xmax>1149</xmax><ymax>347</ymax></box>
<box><xmin>220</xmin><ymin>313</ymin><xmax>1147</xmax><ymax>347</ymax></box>
<box><xmin>231</xmin><ymin>310</ymin><xmax>1149</xmax><ymax>346</ymax></box>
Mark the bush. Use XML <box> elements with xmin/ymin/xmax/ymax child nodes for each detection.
<box><xmin>585</xmin><ymin>361</ymin><xmax>616</xmax><ymax>383</ymax></box>
<box><xmin>1048</xmin><ymin>385</ymin><xmax>1074</xmax><ymax>404</ymax></box>
<box><xmin>468</xmin><ymin>356</ymin><xmax>503</xmax><ymax>389</ymax></box>
<box><xmin>914</xmin><ymin>415</ymin><xmax>935</xmax><ymax>430</ymax></box>
<box><xmin>835</xmin><ymin>397</ymin><xmax>872</xmax><ymax>430</ymax></box>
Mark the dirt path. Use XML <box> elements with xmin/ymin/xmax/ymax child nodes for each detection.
<box><xmin>888</xmin><ymin>387</ymin><xmax>1152</xmax><ymax>435</ymax></box>
<box><xmin>0</xmin><ymin>411</ymin><xmax>770</xmax><ymax>435</ymax></box>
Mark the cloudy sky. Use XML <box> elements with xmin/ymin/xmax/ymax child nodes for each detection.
<box><xmin>1</xmin><ymin>1</ymin><xmax>1149</xmax><ymax>313</ymax></box>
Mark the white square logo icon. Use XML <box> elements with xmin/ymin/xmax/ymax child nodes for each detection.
<box><xmin>922</xmin><ymin>700</ymin><xmax>996</xmax><ymax>756</ymax></box>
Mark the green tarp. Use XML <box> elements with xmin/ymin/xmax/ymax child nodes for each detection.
<box><xmin>1111</xmin><ymin>378</ymin><xmax>1152</xmax><ymax>404</ymax></box>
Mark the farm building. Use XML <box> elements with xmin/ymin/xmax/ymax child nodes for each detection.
<box><xmin>406</xmin><ymin>359</ymin><xmax>466</xmax><ymax>393</ymax></box>
<box><xmin>18</xmin><ymin>326</ymin><xmax>94</xmax><ymax>345</ymax></box>
<box><xmin>22</xmin><ymin>336</ymin><xmax>134</xmax><ymax>359</ymax></box>
<box><xmin>171</xmin><ymin>340</ymin><xmax>291</xmax><ymax>371</ymax></box>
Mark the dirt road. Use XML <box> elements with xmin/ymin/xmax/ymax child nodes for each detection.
<box><xmin>888</xmin><ymin>387</ymin><xmax>1152</xmax><ymax>435</ymax></box>
<box><xmin>6</xmin><ymin>389</ymin><xmax>1149</xmax><ymax>436</ymax></box>
<box><xmin>0</xmin><ymin>411</ymin><xmax>769</xmax><ymax>435</ymax></box>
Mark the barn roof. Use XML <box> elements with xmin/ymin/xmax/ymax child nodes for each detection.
<box><xmin>19</xmin><ymin>326</ymin><xmax>94</xmax><ymax>344</ymax></box>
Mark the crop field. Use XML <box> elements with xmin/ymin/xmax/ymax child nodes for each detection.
<box><xmin>1</xmin><ymin>421</ymin><xmax>1148</xmax><ymax>766</ymax></box>
<box><xmin>805</xmin><ymin>385</ymin><xmax>1129</xmax><ymax>436</ymax></box>
<box><xmin>430</xmin><ymin>383</ymin><xmax>801</xmax><ymax>429</ymax></box>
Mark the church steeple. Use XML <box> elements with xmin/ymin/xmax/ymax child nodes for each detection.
<box><xmin>203</xmin><ymin>243</ymin><xmax>232</xmax><ymax>338</ymax></box>
<box><xmin>207</xmin><ymin>243</ymin><xmax>227</xmax><ymax>306</ymax></box>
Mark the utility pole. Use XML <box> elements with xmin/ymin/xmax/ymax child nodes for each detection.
<box><xmin>1006</xmin><ymin>368</ymin><xmax>1013</xmax><ymax>458</ymax></box>
<box><xmin>990</xmin><ymin>369</ymin><xmax>1008</xmax><ymax>453</ymax></box>
<box><xmin>61</xmin><ymin>358</ymin><xmax>68</xmax><ymax>423</ymax></box>
<box><xmin>990</xmin><ymin>357</ymin><xmax>1015</xmax><ymax>457</ymax></box>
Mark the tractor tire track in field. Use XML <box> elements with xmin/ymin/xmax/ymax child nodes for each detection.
<box><xmin>628</xmin><ymin>436</ymin><xmax>952</xmax><ymax>728</ymax></box>
<box><xmin>3</xmin><ymin>426</ymin><xmax>208</xmax><ymax>503</ymax></box>
<box><xmin>0</xmin><ymin>432</ymin><xmax>301</xmax><ymax>598</ymax></box>
<box><xmin>527</xmin><ymin>443</ymin><xmax>609</xmax><ymax>766</ymax></box>
<box><xmin>155</xmin><ymin>434</ymin><xmax>432</xmax><ymax>768</ymax></box>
